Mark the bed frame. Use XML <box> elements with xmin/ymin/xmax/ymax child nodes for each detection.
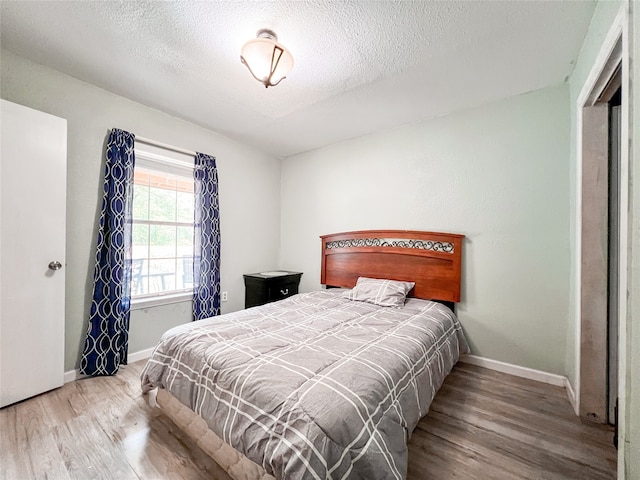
<box><xmin>321</xmin><ymin>229</ymin><xmax>464</xmax><ymax>303</ymax></box>
<box><xmin>153</xmin><ymin>229</ymin><xmax>464</xmax><ymax>480</ymax></box>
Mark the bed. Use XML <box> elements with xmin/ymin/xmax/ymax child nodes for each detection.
<box><xmin>141</xmin><ymin>229</ymin><xmax>469</xmax><ymax>480</ymax></box>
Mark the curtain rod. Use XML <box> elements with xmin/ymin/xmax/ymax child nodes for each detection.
<box><xmin>135</xmin><ymin>135</ymin><xmax>197</xmax><ymax>157</ymax></box>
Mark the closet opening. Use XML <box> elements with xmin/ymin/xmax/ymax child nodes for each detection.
<box><xmin>606</xmin><ymin>84</ymin><xmax>621</xmax><ymax>440</ymax></box>
<box><xmin>578</xmin><ymin>32</ymin><xmax>623</xmax><ymax>451</ymax></box>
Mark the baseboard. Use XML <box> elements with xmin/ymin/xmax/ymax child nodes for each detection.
<box><xmin>565</xmin><ymin>377</ymin><xmax>579</xmax><ymax>415</ymax></box>
<box><xmin>459</xmin><ymin>354</ymin><xmax>567</xmax><ymax>387</ymax></box>
<box><xmin>128</xmin><ymin>347</ymin><xmax>155</xmax><ymax>364</ymax></box>
<box><xmin>63</xmin><ymin>347</ymin><xmax>155</xmax><ymax>384</ymax></box>
<box><xmin>63</xmin><ymin>369</ymin><xmax>86</xmax><ymax>384</ymax></box>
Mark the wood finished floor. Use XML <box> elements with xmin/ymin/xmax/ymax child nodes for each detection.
<box><xmin>1</xmin><ymin>361</ymin><xmax>616</xmax><ymax>480</ymax></box>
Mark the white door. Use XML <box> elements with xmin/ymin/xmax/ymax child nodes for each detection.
<box><xmin>0</xmin><ymin>99</ymin><xmax>67</xmax><ymax>408</ymax></box>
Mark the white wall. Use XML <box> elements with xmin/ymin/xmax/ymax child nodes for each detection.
<box><xmin>0</xmin><ymin>50</ymin><xmax>282</xmax><ymax>371</ymax></box>
<box><xmin>280</xmin><ymin>85</ymin><xmax>571</xmax><ymax>375</ymax></box>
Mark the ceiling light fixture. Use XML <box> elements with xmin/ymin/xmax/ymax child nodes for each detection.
<box><xmin>240</xmin><ymin>29</ymin><xmax>294</xmax><ymax>88</ymax></box>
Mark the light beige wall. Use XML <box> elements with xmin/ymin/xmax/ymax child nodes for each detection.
<box><xmin>280</xmin><ymin>85</ymin><xmax>571</xmax><ymax>375</ymax></box>
<box><xmin>0</xmin><ymin>50</ymin><xmax>281</xmax><ymax>371</ymax></box>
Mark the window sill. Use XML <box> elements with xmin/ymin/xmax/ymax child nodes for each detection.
<box><xmin>130</xmin><ymin>292</ymin><xmax>193</xmax><ymax>310</ymax></box>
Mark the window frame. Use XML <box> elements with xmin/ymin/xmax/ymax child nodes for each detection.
<box><xmin>130</xmin><ymin>148</ymin><xmax>195</xmax><ymax>310</ymax></box>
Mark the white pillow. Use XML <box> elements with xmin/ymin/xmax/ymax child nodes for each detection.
<box><xmin>343</xmin><ymin>277</ymin><xmax>415</xmax><ymax>307</ymax></box>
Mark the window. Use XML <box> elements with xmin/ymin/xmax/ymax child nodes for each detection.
<box><xmin>131</xmin><ymin>150</ymin><xmax>195</xmax><ymax>306</ymax></box>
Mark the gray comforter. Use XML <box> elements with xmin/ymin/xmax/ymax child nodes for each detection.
<box><xmin>141</xmin><ymin>289</ymin><xmax>469</xmax><ymax>480</ymax></box>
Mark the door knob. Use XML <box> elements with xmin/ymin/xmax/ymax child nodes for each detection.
<box><xmin>48</xmin><ymin>261</ymin><xmax>63</xmax><ymax>271</ymax></box>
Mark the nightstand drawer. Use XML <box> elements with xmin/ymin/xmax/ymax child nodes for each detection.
<box><xmin>268</xmin><ymin>282</ymin><xmax>298</xmax><ymax>302</ymax></box>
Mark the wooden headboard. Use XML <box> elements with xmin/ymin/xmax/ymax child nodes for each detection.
<box><xmin>320</xmin><ymin>230</ymin><xmax>464</xmax><ymax>302</ymax></box>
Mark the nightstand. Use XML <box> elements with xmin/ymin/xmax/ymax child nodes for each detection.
<box><xmin>243</xmin><ymin>271</ymin><xmax>303</xmax><ymax>308</ymax></box>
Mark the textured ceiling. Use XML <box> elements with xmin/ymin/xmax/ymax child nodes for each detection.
<box><xmin>1</xmin><ymin>1</ymin><xmax>596</xmax><ymax>158</ymax></box>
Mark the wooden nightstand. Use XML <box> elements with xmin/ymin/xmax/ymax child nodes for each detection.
<box><xmin>243</xmin><ymin>271</ymin><xmax>303</xmax><ymax>308</ymax></box>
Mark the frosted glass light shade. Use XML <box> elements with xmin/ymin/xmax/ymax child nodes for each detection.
<box><xmin>240</xmin><ymin>33</ymin><xmax>294</xmax><ymax>88</ymax></box>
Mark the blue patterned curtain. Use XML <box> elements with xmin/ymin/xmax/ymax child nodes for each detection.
<box><xmin>193</xmin><ymin>152</ymin><xmax>221</xmax><ymax>320</ymax></box>
<box><xmin>79</xmin><ymin>129</ymin><xmax>135</xmax><ymax>376</ymax></box>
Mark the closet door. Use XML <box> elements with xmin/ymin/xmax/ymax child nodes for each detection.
<box><xmin>0</xmin><ymin>100</ymin><xmax>67</xmax><ymax>407</ymax></box>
